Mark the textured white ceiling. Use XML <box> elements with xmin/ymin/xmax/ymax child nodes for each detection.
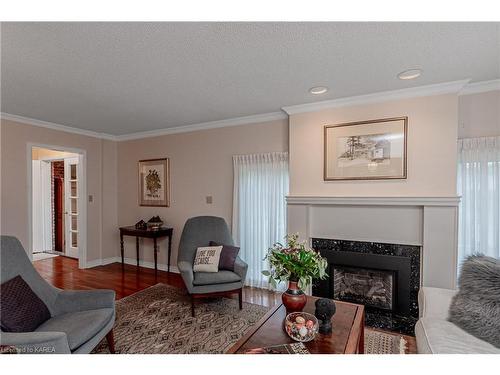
<box><xmin>1</xmin><ymin>22</ymin><xmax>499</xmax><ymax>135</ymax></box>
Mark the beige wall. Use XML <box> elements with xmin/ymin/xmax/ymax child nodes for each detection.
<box><xmin>5</xmin><ymin>90</ymin><xmax>494</xmax><ymax>269</ymax></box>
<box><xmin>289</xmin><ymin>94</ymin><xmax>459</xmax><ymax>197</ymax></box>
<box><xmin>117</xmin><ymin>119</ymin><xmax>288</xmax><ymax>267</ymax></box>
<box><xmin>0</xmin><ymin>119</ymin><xmax>118</xmax><ymax>263</ymax></box>
<box><xmin>459</xmin><ymin>90</ymin><xmax>500</xmax><ymax>138</ymax></box>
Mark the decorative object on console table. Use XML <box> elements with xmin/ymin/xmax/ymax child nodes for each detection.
<box><xmin>324</xmin><ymin>117</ymin><xmax>407</xmax><ymax>180</ymax></box>
<box><xmin>138</xmin><ymin>158</ymin><xmax>170</xmax><ymax>207</ymax></box>
<box><xmin>119</xmin><ymin>225</ymin><xmax>173</xmax><ymax>272</ymax></box>
<box><xmin>135</xmin><ymin>220</ymin><xmax>147</xmax><ymax>230</ymax></box>
<box><xmin>147</xmin><ymin>216</ymin><xmax>163</xmax><ymax>230</ymax></box>
<box><xmin>263</xmin><ymin>234</ymin><xmax>328</xmax><ymax>313</ymax></box>
<box><xmin>314</xmin><ymin>298</ymin><xmax>336</xmax><ymax>334</ymax></box>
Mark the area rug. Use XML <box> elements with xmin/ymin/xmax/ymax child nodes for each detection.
<box><xmin>364</xmin><ymin>329</ymin><xmax>407</xmax><ymax>354</ymax></box>
<box><xmin>93</xmin><ymin>283</ymin><xmax>269</xmax><ymax>354</ymax></box>
<box><xmin>94</xmin><ymin>283</ymin><xmax>407</xmax><ymax>354</ymax></box>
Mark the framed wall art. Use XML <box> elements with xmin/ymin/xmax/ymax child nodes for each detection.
<box><xmin>138</xmin><ymin>158</ymin><xmax>170</xmax><ymax>207</ymax></box>
<box><xmin>324</xmin><ymin>117</ymin><xmax>407</xmax><ymax>180</ymax></box>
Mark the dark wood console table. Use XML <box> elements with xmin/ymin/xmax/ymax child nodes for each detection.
<box><xmin>119</xmin><ymin>226</ymin><xmax>173</xmax><ymax>272</ymax></box>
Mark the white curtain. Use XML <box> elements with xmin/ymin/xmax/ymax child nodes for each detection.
<box><xmin>457</xmin><ymin>136</ymin><xmax>500</xmax><ymax>265</ymax></box>
<box><xmin>232</xmin><ymin>152</ymin><xmax>289</xmax><ymax>289</ymax></box>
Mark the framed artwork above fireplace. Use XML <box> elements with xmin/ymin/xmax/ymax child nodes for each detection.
<box><xmin>324</xmin><ymin>117</ymin><xmax>408</xmax><ymax>180</ymax></box>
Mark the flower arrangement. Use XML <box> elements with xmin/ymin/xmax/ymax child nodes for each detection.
<box><xmin>262</xmin><ymin>234</ymin><xmax>328</xmax><ymax>290</ymax></box>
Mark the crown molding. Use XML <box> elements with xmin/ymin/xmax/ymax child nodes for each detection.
<box><xmin>281</xmin><ymin>79</ymin><xmax>471</xmax><ymax>115</ymax></box>
<box><xmin>3</xmin><ymin>78</ymin><xmax>497</xmax><ymax>141</ymax></box>
<box><xmin>1</xmin><ymin>111</ymin><xmax>288</xmax><ymax>142</ymax></box>
<box><xmin>1</xmin><ymin>112</ymin><xmax>117</xmax><ymax>141</ymax></box>
<box><xmin>459</xmin><ymin>79</ymin><xmax>500</xmax><ymax>96</ymax></box>
<box><xmin>114</xmin><ymin>111</ymin><xmax>288</xmax><ymax>141</ymax></box>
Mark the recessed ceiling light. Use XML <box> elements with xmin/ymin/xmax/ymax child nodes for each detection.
<box><xmin>309</xmin><ymin>86</ymin><xmax>329</xmax><ymax>95</ymax></box>
<box><xmin>397</xmin><ymin>69</ymin><xmax>422</xmax><ymax>80</ymax></box>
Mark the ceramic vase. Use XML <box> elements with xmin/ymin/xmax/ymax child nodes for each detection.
<box><xmin>282</xmin><ymin>280</ymin><xmax>307</xmax><ymax>313</ymax></box>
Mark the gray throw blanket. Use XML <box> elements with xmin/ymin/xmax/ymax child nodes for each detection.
<box><xmin>448</xmin><ymin>255</ymin><xmax>500</xmax><ymax>348</ymax></box>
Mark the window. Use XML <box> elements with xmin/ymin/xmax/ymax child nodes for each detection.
<box><xmin>457</xmin><ymin>136</ymin><xmax>500</xmax><ymax>266</ymax></box>
<box><xmin>232</xmin><ymin>152</ymin><xmax>289</xmax><ymax>288</ymax></box>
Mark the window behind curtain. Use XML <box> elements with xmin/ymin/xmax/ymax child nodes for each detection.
<box><xmin>457</xmin><ymin>136</ymin><xmax>500</xmax><ymax>267</ymax></box>
<box><xmin>232</xmin><ymin>152</ymin><xmax>289</xmax><ymax>289</ymax></box>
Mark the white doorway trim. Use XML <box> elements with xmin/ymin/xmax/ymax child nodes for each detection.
<box><xmin>27</xmin><ymin>143</ymin><xmax>88</xmax><ymax>269</ymax></box>
<box><xmin>32</xmin><ymin>159</ymin><xmax>52</xmax><ymax>253</ymax></box>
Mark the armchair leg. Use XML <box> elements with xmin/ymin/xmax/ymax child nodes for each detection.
<box><xmin>238</xmin><ymin>288</ymin><xmax>243</xmax><ymax>310</ymax></box>
<box><xmin>106</xmin><ymin>329</ymin><xmax>115</xmax><ymax>354</ymax></box>
<box><xmin>191</xmin><ymin>295</ymin><xmax>195</xmax><ymax>318</ymax></box>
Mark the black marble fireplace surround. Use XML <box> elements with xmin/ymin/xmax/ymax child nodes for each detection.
<box><xmin>311</xmin><ymin>238</ymin><xmax>420</xmax><ymax>335</ymax></box>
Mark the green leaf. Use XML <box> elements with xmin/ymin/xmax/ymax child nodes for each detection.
<box><xmin>261</xmin><ymin>270</ymin><xmax>271</xmax><ymax>276</ymax></box>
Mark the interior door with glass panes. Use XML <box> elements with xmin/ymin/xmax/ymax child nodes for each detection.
<box><xmin>64</xmin><ymin>157</ymin><xmax>79</xmax><ymax>258</ymax></box>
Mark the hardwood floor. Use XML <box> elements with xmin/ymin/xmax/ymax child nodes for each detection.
<box><xmin>33</xmin><ymin>256</ymin><xmax>416</xmax><ymax>353</ymax></box>
<box><xmin>33</xmin><ymin>256</ymin><xmax>282</xmax><ymax>305</ymax></box>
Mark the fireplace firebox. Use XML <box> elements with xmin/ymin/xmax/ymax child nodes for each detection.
<box><xmin>333</xmin><ymin>266</ymin><xmax>395</xmax><ymax>311</ymax></box>
<box><xmin>312</xmin><ymin>238</ymin><xmax>420</xmax><ymax>335</ymax></box>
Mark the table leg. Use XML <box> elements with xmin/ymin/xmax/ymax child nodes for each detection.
<box><xmin>153</xmin><ymin>237</ymin><xmax>158</xmax><ymax>272</ymax></box>
<box><xmin>359</xmin><ymin>310</ymin><xmax>365</xmax><ymax>354</ymax></box>
<box><xmin>120</xmin><ymin>234</ymin><xmax>124</xmax><ymax>266</ymax></box>
<box><xmin>136</xmin><ymin>237</ymin><xmax>139</xmax><ymax>268</ymax></box>
<box><xmin>167</xmin><ymin>234</ymin><xmax>172</xmax><ymax>273</ymax></box>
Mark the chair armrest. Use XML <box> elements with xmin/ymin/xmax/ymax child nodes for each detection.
<box><xmin>53</xmin><ymin>289</ymin><xmax>115</xmax><ymax>315</ymax></box>
<box><xmin>0</xmin><ymin>331</ymin><xmax>71</xmax><ymax>354</ymax></box>
<box><xmin>418</xmin><ymin>287</ymin><xmax>457</xmax><ymax>319</ymax></box>
<box><xmin>233</xmin><ymin>257</ymin><xmax>248</xmax><ymax>282</ymax></box>
<box><xmin>178</xmin><ymin>261</ymin><xmax>194</xmax><ymax>291</ymax></box>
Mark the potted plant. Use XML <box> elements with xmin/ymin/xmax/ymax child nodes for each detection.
<box><xmin>262</xmin><ymin>234</ymin><xmax>328</xmax><ymax>312</ymax></box>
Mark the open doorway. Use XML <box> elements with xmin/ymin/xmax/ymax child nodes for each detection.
<box><xmin>31</xmin><ymin>146</ymin><xmax>84</xmax><ymax>263</ymax></box>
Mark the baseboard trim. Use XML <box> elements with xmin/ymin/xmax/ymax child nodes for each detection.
<box><xmin>85</xmin><ymin>256</ymin><xmax>180</xmax><ymax>274</ymax></box>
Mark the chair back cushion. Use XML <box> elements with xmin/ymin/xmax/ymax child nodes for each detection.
<box><xmin>1</xmin><ymin>275</ymin><xmax>51</xmax><ymax>332</ymax></box>
<box><xmin>177</xmin><ymin>216</ymin><xmax>234</xmax><ymax>264</ymax></box>
<box><xmin>1</xmin><ymin>236</ymin><xmax>59</xmax><ymax>315</ymax></box>
<box><xmin>210</xmin><ymin>241</ymin><xmax>240</xmax><ymax>271</ymax></box>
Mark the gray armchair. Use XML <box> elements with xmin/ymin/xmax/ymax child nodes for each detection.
<box><xmin>0</xmin><ymin>236</ymin><xmax>116</xmax><ymax>354</ymax></box>
<box><xmin>177</xmin><ymin>216</ymin><xmax>248</xmax><ymax>317</ymax></box>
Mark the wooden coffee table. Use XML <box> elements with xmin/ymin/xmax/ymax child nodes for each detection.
<box><xmin>227</xmin><ymin>296</ymin><xmax>365</xmax><ymax>354</ymax></box>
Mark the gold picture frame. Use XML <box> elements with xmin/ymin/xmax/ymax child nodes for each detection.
<box><xmin>324</xmin><ymin>117</ymin><xmax>408</xmax><ymax>180</ymax></box>
<box><xmin>138</xmin><ymin>158</ymin><xmax>170</xmax><ymax>207</ymax></box>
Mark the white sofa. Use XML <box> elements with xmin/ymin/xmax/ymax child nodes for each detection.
<box><xmin>415</xmin><ymin>287</ymin><xmax>500</xmax><ymax>354</ymax></box>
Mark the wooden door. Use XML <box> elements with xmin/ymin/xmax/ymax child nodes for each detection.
<box><xmin>54</xmin><ymin>177</ymin><xmax>64</xmax><ymax>252</ymax></box>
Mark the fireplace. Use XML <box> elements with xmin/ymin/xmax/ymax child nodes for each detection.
<box><xmin>312</xmin><ymin>238</ymin><xmax>420</xmax><ymax>335</ymax></box>
<box><xmin>333</xmin><ymin>266</ymin><xmax>395</xmax><ymax>311</ymax></box>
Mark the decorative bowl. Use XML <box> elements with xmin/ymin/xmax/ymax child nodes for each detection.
<box><xmin>147</xmin><ymin>221</ymin><xmax>163</xmax><ymax>230</ymax></box>
<box><xmin>284</xmin><ymin>312</ymin><xmax>319</xmax><ymax>342</ymax></box>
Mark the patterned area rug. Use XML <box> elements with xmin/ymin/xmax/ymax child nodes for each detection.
<box><xmin>94</xmin><ymin>283</ymin><xmax>407</xmax><ymax>354</ymax></box>
<box><xmin>93</xmin><ymin>283</ymin><xmax>268</xmax><ymax>354</ymax></box>
<box><xmin>364</xmin><ymin>329</ymin><xmax>407</xmax><ymax>354</ymax></box>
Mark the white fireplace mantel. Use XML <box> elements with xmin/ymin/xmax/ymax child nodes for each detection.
<box><xmin>286</xmin><ymin>195</ymin><xmax>460</xmax><ymax>290</ymax></box>
<box><xmin>286</xmin><ymin>195</ymin><xmax>460</xmax><ymax>207</ymax></box>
